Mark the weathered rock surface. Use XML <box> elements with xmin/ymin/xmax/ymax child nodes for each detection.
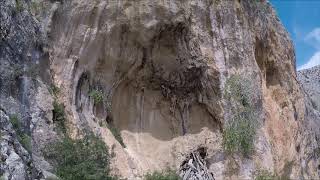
<box><xmin>0</xmin><ymin>109</ymin><xmax>40</xmax><ymax>180</ymax></box>
<box><xmin>297</xmin><ymin>65</ymin><xmax>320</xmax><ymax>179</ymax></box>
<box><xmin>298</xmin><ymin>65</ymin><xmax>320</xmax><ymax>111</ymax></box>
<box><xmin>0</xmin><ymin>0</ymin><xmax>319</xmax><ymax>179</ymax></box>
<box><xmin>48</xmin><ymin>0</ymin><xmax>316</xmax><ymax>179</ymax></box>
<box><xmin>0</xmin><ymin>0</ymin><xmax>57</xmax><ymax>179</ymax></box>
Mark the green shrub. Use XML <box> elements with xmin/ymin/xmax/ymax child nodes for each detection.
<box><xmin>9</xmin><ymin>115</ymin><xmax>32</xmax><ymax>152</ymax></box>
<box><xmin>254</xmin><ymin>163</ymin><xmax>293</xmax><ymax>180</ymax></box>
<box><xmin>30</xmin><ymin>1</ymin><xmax>43</xmax><ymax>17</ymax></box>
<box><xmin>45</xmin><ymin>177</ymin><xmax>59</xmax><ymax>180</ymax></box>
<box><xmin>0</xmin><ymin>176</ymin><xmax>5</xmax><ymax>180</ymax></box>
<box><xmin>52</xmin><ymin>101</ymin><xmax>66</xmax><ymax>133</ymax></box>
<box><xmin>254</xmin><ymin>0</ymin><xmax>268</xmax><ymax>13</ymax></box>
<box><xmin>12</xmin><ymin>67</ymin><xmax>24</xmax><ymax>79</ymax></box>
<box><xmin>26</xmin><ymin>64</ymin><xmax>39</xmax><ymax>79</ymax></box>
<box><xmin>144</xmin><ymin>169</ymin><xmax>180</xmax><ymax>180</ymax></box>
<box><xmin>223</xmin><ymin>113</ymin><xmax>256</xmax><ymax>156</ymax></box>
<box><xmin>89</xmin><ymin>90</ymin><xmax>104</xmax><ymax>104</ymax></box>
<box><xmin>280</xmin><ymin>161</ymin><xmax>293</xmax><ymax>180</ymax></box>
<box><xmin>255</xmin><ymin>170</ymin><xmax>276</xmax><ymax>180</ymax></box>
<box><xmin>107</xmin><ymin>123</ymin><xmax>125</xmax><ymax>148</ymax></box>
<box><xmin>15</xmin><ymin>0</ymin><xmax>23</xmax><ymax>12</ymax></box>
<box><xmin>0</xmin><ymin>131</ymin><xmax>3</xmax><ymax>141</ymax></box>
<box><xmin>20</xmin><ymin>133</ymin><xmax>32</xmax><ymax>152</ymax></box>
<box><xmin>223</xmin><ymin>74</ymin><xmax>259</xmax><ymax>156</ymax></box>
<box><xmin>44</xmin><ymin>135</ymin><xmax>116</xmax><ymax>180</ymax></box>
<box><xmin>10</xmin><ymin>115</ymin><xmax>20</xmax><ymax>130</ymax></box>
<box><xmin>49</xmin><ymin>85</ymin><xmax>60</xmax><ymax>97</ymax></box>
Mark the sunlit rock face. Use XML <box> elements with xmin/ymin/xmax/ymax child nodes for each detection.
<box><xmin>1</xmin><ymin>0</ymin><xmax>319</xmax><ymax>179</ymax></box>
<box><xmin>298</xmin><ymin>65</ymin><xmax>320</xmax><ymax>112</ymax></box>
<box><xmin>297</xmin><ymin>65</ymin><xmax>320</xmax><ymax>179</ymax></box>
<box><xmin>48</xmin><ymin>0</ymin><xmax>314</xmax><ymax>179</ymax></box>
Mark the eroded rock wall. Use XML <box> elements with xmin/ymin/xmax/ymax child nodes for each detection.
<box><xmin>0</xmin><ymin>0</ymin><xmax>319</xmax><ymax>179</ymax></box>
<box><xmin>0</xmin><ymin>0</ymin><xmax>56</xmax><ymax>179</ymax></box>
<box><xmin>47</xmin><ymin>0</ymin><xmax>318</xmax><ymax>179</ymax></box>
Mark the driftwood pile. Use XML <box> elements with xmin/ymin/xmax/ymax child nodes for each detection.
<box><xmin>179</xmin><ymin>148</ymin><xmax>215</xmax><ymax>180</ymax></box>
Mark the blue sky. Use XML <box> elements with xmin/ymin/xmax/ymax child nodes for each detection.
<box><xmin>270</xmin><ymin>0</ymin><xmax>320</xmax><ymax>70</ymax></box>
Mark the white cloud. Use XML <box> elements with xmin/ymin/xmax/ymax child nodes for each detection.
<box><xmin>298</xmin><ymin>51</ymin><xmax>320</xmax><ymax>70</ymax></box>
<box><xmin>298</xmin><ymin>28</ymin><xmax>320</xmax><ymax>70</ymax></box>
<box><xmin>305</xmin><ymin>28</ymin><xmax>320</xmax><ymax>49</ymax></box>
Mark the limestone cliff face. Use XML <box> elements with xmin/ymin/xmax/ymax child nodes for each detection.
<box><xmin>297</xmin><ymin>66</ymin><xmax>320</xmax><ymax>179</ymax></box>
<box><xmin>298</xmin><ymin>65</ymin><xmax>320</xmax><ymax>112</ymax></box>
<box><xmin>0</xmin><ymin>0</ymin><xmax>55</xmax><ymax>179</ymax></box>
<box><xmin>0</xmin><ymin>0</ymin><xmax>319</xmax><ymax>179</ymax></box>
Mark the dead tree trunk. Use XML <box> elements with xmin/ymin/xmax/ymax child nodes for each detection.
<box><xmin>179</xmin><ymin>148</ymin><xmax>215</xmax><ymax>180</ymax></box>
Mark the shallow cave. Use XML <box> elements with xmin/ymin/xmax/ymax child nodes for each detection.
<box><xmin>254</xmin><ymin>38</ymin><xmax>266</xmax><ymax>73</ymax></box>
<box><xmin>265</xmin><ymin>62</ymin><xmax>281</xmax><ymax>87</ymax></box>
<box><xmin>75</xmin><ymin>72</ymin><xmax>90</xmax><ymax>113</ymax></box>
<box><xmin>147</xmin><ymin>23</ymin><xmax>208</xmax><ymax>100</ymax></box>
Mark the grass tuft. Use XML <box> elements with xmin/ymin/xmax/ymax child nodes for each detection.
<box><xmin>144</xmin><ymin>169</ymin><xmax>180</xmax><ymax>180</ymax></box>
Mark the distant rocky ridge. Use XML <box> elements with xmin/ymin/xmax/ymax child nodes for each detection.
<box><xmin>297</xmin><ymin>65</ymin><xmax>320</xmax><ymax>179</ymax></box>
<box><xmin>298</xmin><ymin>65</ymin><xmax>320</xmax><ymax>111</ymax></box>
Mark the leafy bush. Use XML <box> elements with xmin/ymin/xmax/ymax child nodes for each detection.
<box><xmin>20</xmin><ymin>133</ymin><xmax>32</xmax><ymax>152</ymax></box>
<box><xmin>44</xmin><ymin>135</ymin><xmax>116</xmax><ymax>180</ymax></box>
<box><xmin>223</xmin><ymin>74</ymin><xmax>260</xmax><ymax>156</ymax></box>
<box><xmin>89</xmin><ymin>90</ymin><xmax>104</xmax><ymax>104</ymax></box>
<box><xmin>30</xmin><ymin>1</ymin><xmax>43</xmax><ymax>17</ymax></box>
<box><xmin>144</xmin><ymin>170</ymin><xmax>180</xmax><ymax>180</ymax></box>
<box><xmin>10</xmin><ymin>115</ymin><xmax>20</xmax><ymax>130</ymax></box>
<box><xmin>255</xmin><ymin>170</ymin><xmax>276</xmax><ymax>180</ymax></box>
<box><xmin>52</xmin><ymin>101</ymin><xmax>66</xmax><ymax>133</ymax></box>
<box><xmin>280</xmin><ymin>161</ymin><xmax>293</xmax><ymax>180</ymax></box>
<box><xmin>107</xmin><ymin>123</ymin><xmax>125</xmax><ymax>148</ymax></box>
<box><xmin>0</xmin><ymin>131</ymin><xmax>3</xmax><ymax>141</ymax></box>
<box><xmin>223</xmin><ymin>111</ymin><xmax>256</xmax><ymax>156</ymax></box>
<box><xmin>254</xmin><ymin>162</ymin><xmax>293</xmax><ymax>180</ymax></box>
<box><xmin>45</xmin><ymin>177</ymin><xmax>59</xmax><ymax>180</ymax></box>
<box><xmin>15</xmin><ymin>0</ymin><xmax>23</xmax><ymax>12</ymax></box>
<box><xmin>49</xmin><ymin>85</ymin><xmax>60</xmax><ymax>97</ymax></box>
<box><xmin>12</xmin><ymin>67</ymin><xmax>24</xmax><ymax>79</ymax></box>
<box><xmin>9</xmin><ymin>115</ymin><xmax>32</xmax><ymax>152</ymax></box>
